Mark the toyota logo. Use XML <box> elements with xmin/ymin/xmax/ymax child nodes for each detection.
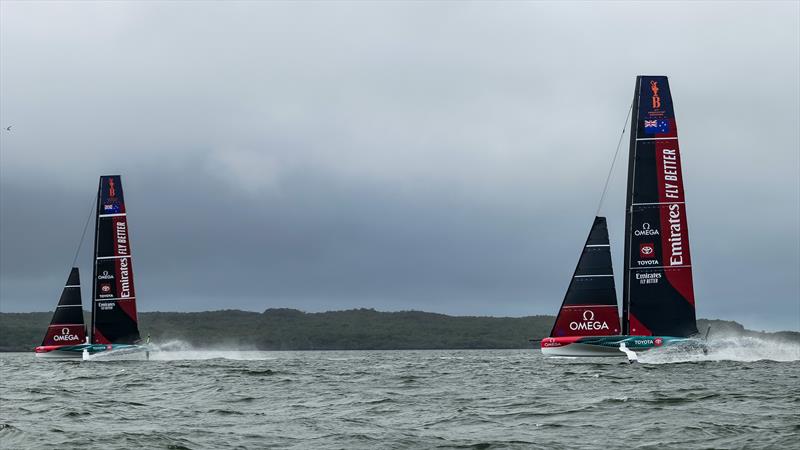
<box><xmin>641</xmin><ymin>246</ymin><xmax>654</xmax><ymax>255</ymax></box>
<box><xmin>582</xmin><ymin>310</ymin><xmax>595</xmax><ymax>321</ymax></box>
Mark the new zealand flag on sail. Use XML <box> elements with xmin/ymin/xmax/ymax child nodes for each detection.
<box><xmin>643</xmin><ymin>119</ymin><xmax>670</xmax><ymax>134</ymax></box>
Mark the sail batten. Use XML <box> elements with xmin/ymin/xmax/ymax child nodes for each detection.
<box><xmin>622</xmin><ymin>76</ymin><xmax>698</xmax><ymax>338</ymax></box>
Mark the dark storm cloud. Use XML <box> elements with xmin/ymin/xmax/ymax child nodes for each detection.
<box><xmin>1</xmin><ymin>2</ymin><xmax>798</xmax><ymax>330</ymax></box>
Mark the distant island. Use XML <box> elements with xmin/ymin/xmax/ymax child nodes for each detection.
<box><xmin>1</xmin><ymin>308</ymin><xmax>797</xmax><ymax>352</ymax></box>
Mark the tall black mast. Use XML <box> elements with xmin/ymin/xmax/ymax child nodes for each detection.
<box><xmin>621</xmin><ymin>77</ymin><xmax>641</xmax><ymax>335</ymax></box>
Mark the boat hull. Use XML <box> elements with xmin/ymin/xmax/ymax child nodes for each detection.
<box><xmin>34</xmin><ymin>345</ymin><xmax>85</xmax><ymax>360</ymax></box>
<box><xmin>540</xmin><ymin>335</ymin><xmax>704</xmax><ymax>357</ymax></box>
<box><xmin>34</xmin><ymin>343</ymin><xmax>149</xmax><ymax>360</ymax></box>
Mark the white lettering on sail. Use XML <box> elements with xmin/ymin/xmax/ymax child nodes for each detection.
<box><xmin>667</xmin><ymin>204</ymin><xmax>683</xmax><ymax>265</ymax></box>
<box><xmin>662</xmin><ymin>148</ymin><xmax>680</xmax><ymax>199</ymax></box>
<box><xmin>53</xmin><ymin>333</ymin><xmax>80</xmax><ymax>341</ymax></box>
<box><xmin>635</xmin><ymin>272</ymin><xmax>662</xmax><ymax>284</ymax></box>
<box><xmin>119</xmin><ymin>257</ymin><xmax>130</xmax><ymax>298</ymax></box>
<box><xmin>568</xmin><ymin>310</ymin><xmax>610</xmax><ymax>331</ymax></box>
<box><xmin>568</xmin><ymin>321</ymin><xmax>610</xmax><ymax>331</ymax></box>
<box><xmin>115</xmin><ymin>220</ymin><xmax>129</xmax><ymax>256</ymax></box>
<box><xmin>53</xmin><ymin>327</ymin><xmax>80</xmax><ymax>341</ymax></box>
<box><xmin>634</xmin><ymin>222</ymin><xmax>660</xmax><ymax>237</ymax></box>
<box><xmin>659</xmin><ymin>148</ymin><xmax>685</xmax><ymax>266</ymax></box>
<box><xmin>98</xmin><ymin>301</ymin><xmax>115</xmax><ymax>311</ymax></box>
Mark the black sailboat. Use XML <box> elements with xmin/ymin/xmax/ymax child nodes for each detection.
<box><xmin>541</xmin><ymin>76</ymin><xmax>702</xmax><ymax>357</ymax></box>
<box><xmin>35</xmin><ymin>175</ymin><xmax>148</xmax><ymax>360</ymax></box>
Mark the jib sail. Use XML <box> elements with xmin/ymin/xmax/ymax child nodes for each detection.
<box><xmin>91</xmin><ymin>175</ymin><xmax>141</xmax><ymax>344</ymax></box>
<box><xmin>550</xmin><ymin>216</ymin><xmax>621</xmax><ymax>337</ymax></box>
<box><xmin>42</xmin><ymin>267</ymin><xmax>86</xmax><ymax>346</ymax></box>
<box><xmin>622</xmin><ymin>76</ymin><xmax>698</xmax><ymax>337</ymax></box>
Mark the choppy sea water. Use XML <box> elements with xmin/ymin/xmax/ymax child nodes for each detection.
<box><xmin>1</xmin><ymin>337</ymin><xmax>799</xmax><ymax>449</ymax></box>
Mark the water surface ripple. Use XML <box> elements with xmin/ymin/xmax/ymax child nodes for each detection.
<box><xmin>1</xmin><ymin>347</ymin><xmax>798</xmax><ymax>449</ymax></box>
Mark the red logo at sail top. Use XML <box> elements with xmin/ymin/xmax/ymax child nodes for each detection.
<box><xmin>650</xmin><ymin>80</ymin><xmax>661</xmax><ymax>109</ymax></box>
<box><xmin>102</xmin><ymin>177</ymin><xmax>123</xmax><ymax>214</ymax></box>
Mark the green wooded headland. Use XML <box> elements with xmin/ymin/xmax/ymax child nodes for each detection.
<box><xmin>1</xmin><ymin>309</ymin><xmax>797</xmax><ymax>352</ymax></box>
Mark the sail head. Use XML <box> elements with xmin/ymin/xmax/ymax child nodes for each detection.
<box><xmin>550</xmin><ymin>217</ymin><xmax>621</xmax><ymax>337</ymax></box>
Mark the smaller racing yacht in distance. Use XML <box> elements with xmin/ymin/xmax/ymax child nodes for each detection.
<box><xmin>34</xmin><ymin>268</ymin><xmax>88</xmax><ymax>359</ymax></box>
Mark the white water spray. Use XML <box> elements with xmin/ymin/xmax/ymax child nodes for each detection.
<box><xmin>639</xmin><ymin>335</ymin><xmax>800</xmax><ymax>364</ymax></box>
<box><xmin>143</xmin><ymin>340</ymin><xmax>276</xmax><ymax>361</ymax></box>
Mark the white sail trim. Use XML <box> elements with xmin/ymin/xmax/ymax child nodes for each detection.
<box><xmin>635</xmin><ymin>137</ymin><xmax>678</xmax><ymax>141</ymax></box>
<box><xmin>631</xmin><ymin>201</ymin><xmax>685</xmax><ymax>206</ymax></box>
<box><xmin>561</xmin><ymin>304</ymin><xmax>619</xmax><ymax>309</ymax></box>
<box><xmin>56</xmin><ymin>304</ymin><xmax>82</xmax><ymax>308</ymax></box>
<box><xmin>95</xmin><ymin>255</ymin><xmax>131</xmax><ymax>260</ymax></box>
<box><xmin>629</xmin><ymin>265</ymin><xmax>691</xmax><ymax>270</ymax></box>
<box><xmin>93</xmin><ymin>297</ymin><xmax>136</xmax><ymax>301</ymax></box>
<box><xmin>64</xmin><ymin>285</ymin><xmax>80</xmax><ymax>288</ymax></box>
<box><xmin>99</xmin><ymin>213</ymin><xmax>127</xmax><ymax>218</ymax></box>
<box><xmin>573</xmin><ymin>274</ymin><xmax>614</xmax><ymax>278</ymax></box>
<box><xmin>585</xmin><ymin>244</ymin><xmax>610</xmax><ymax>247</ymax></box>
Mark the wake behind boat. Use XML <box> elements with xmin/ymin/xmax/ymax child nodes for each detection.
<box><xmin>35</xmin><ymin>175</ymin><xmax>150</xmax><ymax>360</ymax></box>
<box><xmin>540</xmin><ymin>76</ymin><xmax>704</xmax><ymax>359</ymax></box>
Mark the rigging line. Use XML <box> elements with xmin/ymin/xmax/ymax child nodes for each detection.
<box><xmin>71</xmin><ymin>193</ymin><xmax>96</xmax><ymax>268</ymax></box>
<box><xmin>595</xmin><ymin>101</ymin><xmax>634</xmax><ymax>216</ymax></box>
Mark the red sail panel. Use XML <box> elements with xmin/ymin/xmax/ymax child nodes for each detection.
<box><xmin>91</xmin><ymin>176</ymin><xmax>141</xmax><ymax>345</ymax></box>
<box><xmin>622</xmin><ymin>76</ymin><xmax>698</xmax><ymax>337</ymax></box>
<box><xmin>42</xmin><ymin>325</ymin><xmax>86</xmax><ymax>346</ymax></box>
<box><xmin>551</xmin><ymin>305</ymin><xmax>621</xmax><ymax>337</ymax></box>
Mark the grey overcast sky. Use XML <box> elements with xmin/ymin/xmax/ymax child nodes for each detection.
<box><xmin>1</xmin><ymin>1</ymin><xmax>798</xmax><ymax>331</ymax></box>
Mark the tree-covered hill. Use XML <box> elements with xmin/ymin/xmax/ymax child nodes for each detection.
<box><xmin>1</xmin><ymin>309</ymin><xmax>796</xmax><ymax>352</ymax></box>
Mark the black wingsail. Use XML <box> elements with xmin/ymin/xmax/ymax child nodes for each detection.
<box><xmin>41</xmin><ymin>267</ymin><xmax>86</xmax><ymax>346</ymax></box>
<box><xmin>622</xmin><ymin>76</ymin><xmax>698</xmax><ymax>337</ymax></box>
<box><xmin>90</xmin><ymin>175</ymin><xmax>141</xmax><ymax>345</ymax></box>
<box><xmin>550</xmin><ymin>217</ymin><xmax>621</xmax><ymax>337</ymax></box>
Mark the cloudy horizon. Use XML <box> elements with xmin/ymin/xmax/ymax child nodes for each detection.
<box><xmin>1</xmin><ymin>2</ymin><xmax>798</xmax><ymax>331</ymax></box>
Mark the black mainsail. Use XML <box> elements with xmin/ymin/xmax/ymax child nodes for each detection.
<box><xmin>41</xmin><ymin>267</ymin><xmax>86</xmax><ymax>346</ymax></box>
<box><xmin>91</xmin><ymin>175</ymin><xmax>141</xmax><ymax>345</ymax></box>
<box><xmin>549</xmin><ymin>217</ymin><xmax>621</xmax><ymax>337</ymax></box>
<box><xmin>622</xmin><ymin>76</ymin><xmax>698</xmax><ymax>337</ymax></box>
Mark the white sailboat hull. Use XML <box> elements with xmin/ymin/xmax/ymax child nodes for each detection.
<box><xmin>541</xmin><ymin>342</ymin><xmax>628</xmax><ymax>357</ymax></box>
<box><xmin>34</xmin><ymin>349</ymin><xmax>84</xmax><ymax>360</ymax></box>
